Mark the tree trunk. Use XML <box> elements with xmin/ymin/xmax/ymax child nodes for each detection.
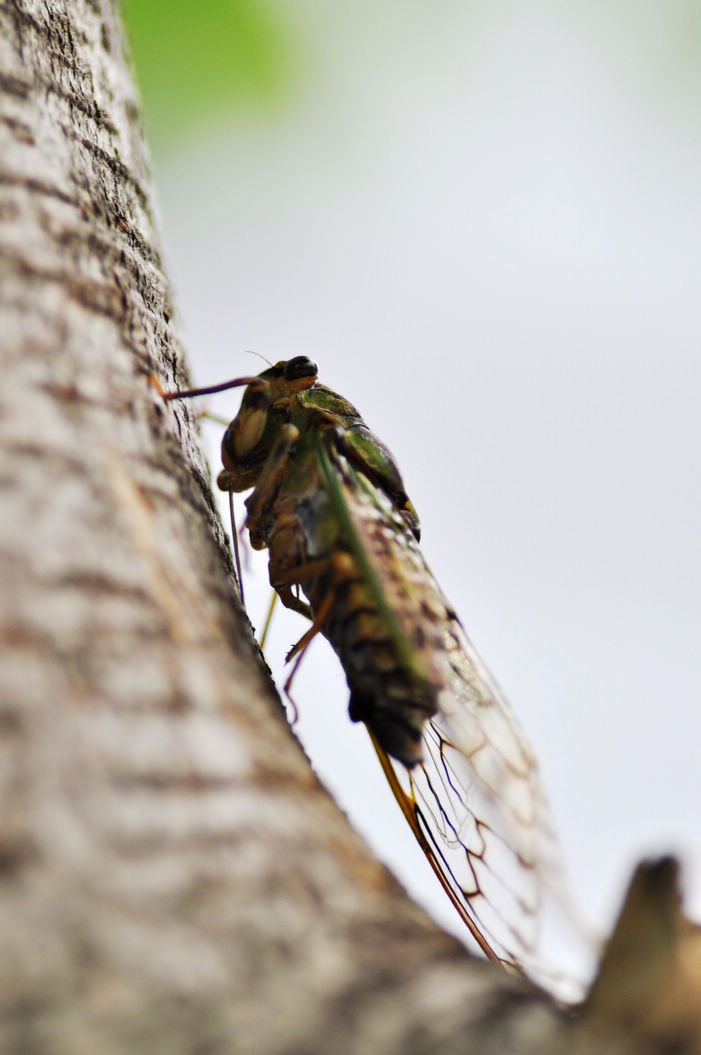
<box><xmin>0</xmin><ymin>2</ymin><xmax>696</xmax><ymax>1053</ymax></box>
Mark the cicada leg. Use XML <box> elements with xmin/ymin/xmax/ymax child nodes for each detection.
<box><xmin>262</xmin><ymin>555</ymin><xmax>334</xmax><ymax>718</ymax></box>
<box><xmin>227</xmin><ymin>490</ymin><xmax>245</xmax><ymax>606</ymax></box>
<box><xmin>281</xmin><ymin>586</ymin><xmax>336</xmax><ymax>721</ymax></box>
<box><xmin>219</xmin><ymin>423</ymin><xmax>301</xmax><ymax>613</ymax></box>
<box><xmin>237</xmin><ymin>424</ymin><xmax>299</xmax><ymax>550</ymax></box>
<box><xmin>203</xmin><ymin>402</ymin><xmax>247</xmax><ymax>604</ymax></box>
<box><xmin>259</xmin><ymin>591</ymin><xmax>278</xmax><ymax>649</ymax></box>
<box><xmin>284</xmin><ymin>585</ymin><xmax>335</xmax><ymax>665</ymax></box>
<box><xmin>197</xmin><ymin>408</ymin><xmax>231</xmax><ymax>428</ymax></box>
<box><xmin>269</xmin><ymin>554</ymin><xmax>330</xmax><ymax>622</ymax></box>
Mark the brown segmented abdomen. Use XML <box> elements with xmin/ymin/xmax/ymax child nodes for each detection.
<box><xmin>302</xmin><ymin>543</ymin><xmax>437</xmax><ymax>767</ymax></box>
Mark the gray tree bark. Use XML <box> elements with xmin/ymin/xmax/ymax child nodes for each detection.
<box><xmin>0</xmin><ymin>2</ymin><xmax>696</xmax><ymax>1053</ymax></box>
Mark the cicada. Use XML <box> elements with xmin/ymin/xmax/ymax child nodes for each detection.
<box><xmin>160</xmin><ymin>357</ymin><xmax>589</xmax><ymax>988</ymax></box>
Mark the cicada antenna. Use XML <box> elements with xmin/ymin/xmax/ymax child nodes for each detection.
<box><xmin>243</xmin><ymin>349</ymin><xmax>273</xmax><ymax>367</ymax></box>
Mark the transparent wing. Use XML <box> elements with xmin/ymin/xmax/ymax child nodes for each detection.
<box><xmin>377</xmin><ymin>614</ymin><xmax>597</xmax><ymax>997</ymax></box>
<box><xmin>430</xmin><ymin>620</ymin><xmax>552</xmax><ymax>962</ymax></box>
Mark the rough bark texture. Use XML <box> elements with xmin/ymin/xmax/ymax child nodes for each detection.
<box><xmin>0</xmin><ymin>2</ymin><xmax>695</xmax><ymax>1053</ymax></box>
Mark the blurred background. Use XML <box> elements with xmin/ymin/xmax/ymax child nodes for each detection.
<box><xmin>124</xmin><ymin>0</ymin><xmax>701</xmax><ymax>978</ymax></box>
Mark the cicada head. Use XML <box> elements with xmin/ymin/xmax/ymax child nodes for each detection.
<box><xmin>218</xmin><ymin>357</ymin><xmax>318</xmax><ymax>493</ymax></box>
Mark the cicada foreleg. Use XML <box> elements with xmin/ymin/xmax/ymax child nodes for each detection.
<box><xmin>229</xmin><ymin>424</ymin><xmax>300</xmax><ymax>550</ymax></box>
<box><xmin>217</xmin><ymin>421</ymin><xmax>301</xmax><ymax>618</ymax></box>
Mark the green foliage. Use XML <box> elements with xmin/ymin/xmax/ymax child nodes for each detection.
<box><xmin>122</xmin><ymin>0</ymin><xmax>297</xmax><ymax>148</ymax></box>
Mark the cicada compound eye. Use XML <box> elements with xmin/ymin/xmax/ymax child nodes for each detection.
<box><xmin>283</xmin><ymin>356</ymin><xmax>318</xmax><ymax>382</ymax></box>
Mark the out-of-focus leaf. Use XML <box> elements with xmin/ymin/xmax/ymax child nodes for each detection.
<box><xmin>122</xmin><ymin>0</ymin><xmax>298</xmax><ymax>147</ymax></box>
